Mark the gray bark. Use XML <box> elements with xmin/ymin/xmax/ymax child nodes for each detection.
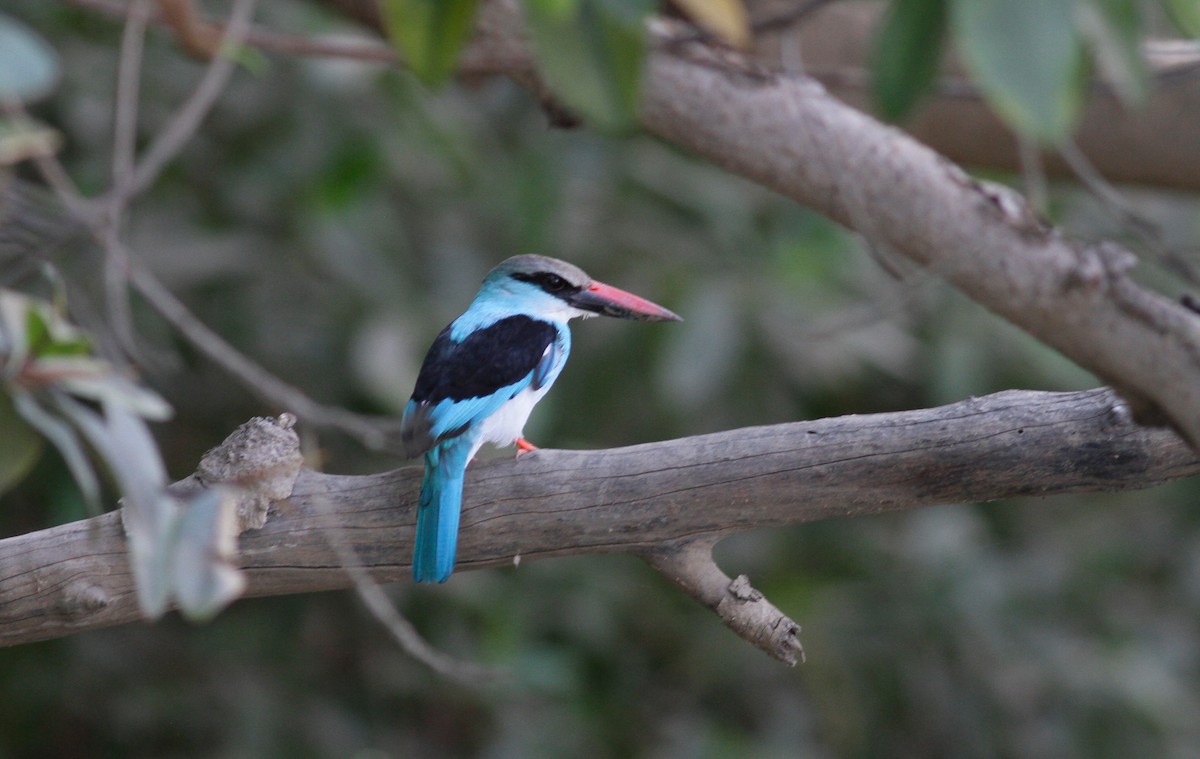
<box><xmin>2</xmin><ymin>389</ymin><xmax>1196</xmax><ymax>658</ymax></box>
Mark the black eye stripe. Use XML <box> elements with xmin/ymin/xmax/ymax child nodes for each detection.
<box><xmin>513</xmin><ymin>271</ymin><xmax>579</xmax><ymax>295</ymax></box>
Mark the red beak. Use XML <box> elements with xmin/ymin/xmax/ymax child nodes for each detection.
<box><xmin>568</xmin><ymin>280</ymin><xmax>682</xmax><ymax>322</ymax></box>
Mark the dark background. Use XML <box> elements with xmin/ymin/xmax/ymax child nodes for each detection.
<box><xmin>3</xmin><ymin>3</ymin><xmax>1200</xmax><ymax>757</ymax></box>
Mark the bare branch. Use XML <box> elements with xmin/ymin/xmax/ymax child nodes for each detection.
<box><xmin>119</xmin><ymin>243</ymin><xmax>388</xmax><ymax>446</ymax></box>
<box><xmin>111</xmin><ymin>0</ymin><xmax>150</xmax><ymax>204</ymax></box>
<box><xmin>62</xmin><ymin>0</ymin><xmax>411</xmax><ymax>67</ymax></box>
<box><xmin>2</xmin><ymin>388</ymin><xmax>1196</xmax><ymax>651</ymax></box>
<box><xmin>311</xmin><ymin>488</ymin><xmax>506</xmax><ymax>683</ymax></box>
<box><xmin>102</xmin><ymin>0</ymin><xmax>152</xmax><ymax>359</ymax></box>
<box><xmin>630</xmin><ymin>26</ymin><xmax>1200</xmax><ymax>444</ymax></box>
<box><xmin>642</xmin><ymin>539</ymin><xmax>804</xmax><ymax>666</ymax></box>
<box><xmin>156</xmin><ymin>0</ymin><xmax>224</xmax><ymax>58</ymax></box>
<box><xmin>9</xmin><ymin>130</ymin><xmax>388</xmax><ymax>446</ymax></box>
<box><xmin>121</xmin><ymin>0</ymin><xmax>258</xmax><ymax>204</ymax></box>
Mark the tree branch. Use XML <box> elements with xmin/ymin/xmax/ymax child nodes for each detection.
<box><xmin>18</xmin><ymin>0</ymin><xmax>1200</xmax><ymax>666</ymax></box>
<box><xmin>642</xmin><ymin>539</ymin><xmax>804</xmax><ymax>666</ymax></box>
<box><xmin>61</xmin><ymin>1</ymin><xmax>1200</xmax><ymax>443</ymax></box>
<box><xmin>634</xmin><ymin>33</ymin><xmax>1200</xmax><ymax>446</ymax></box>
<box><xmin>285</xmin><ymin>0</ymin><xmax>1200</xmax><ymax>447</ymax></box>
<box><xmin>2</xmin><ymin>388</ymin><xmax>1197</xmax><ymax>653</ymax></box>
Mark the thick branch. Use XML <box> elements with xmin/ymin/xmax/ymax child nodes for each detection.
<box><xmin>635</xmin><ymin>38</ymin><xmax>1200</xmax><ymax>445</ymax></box>
<box><xmin>304</xmin><ymin>0</ymin><xmax>1200</xmax><ymax>446</ymax></box>
<box><xmin>2</xmin><ymin>388</ymin><xmax>1197</xmax><ymax>648</ymax></box>
<box><xmin>62</xmin><ymin>0</ymin><xmax>1200</xmax><ymax>443</ymax></box>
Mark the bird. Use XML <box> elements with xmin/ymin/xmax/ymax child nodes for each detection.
<box><xmin>400</xmin><ymin>254</ymin><xmax>681</xmax><ymax>583</ymax></box>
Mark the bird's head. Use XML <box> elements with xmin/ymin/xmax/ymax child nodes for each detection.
<box><xmin>481</xmin><ymin>254</ymin><xmax>681</xmax><ymax>323</ymax></box>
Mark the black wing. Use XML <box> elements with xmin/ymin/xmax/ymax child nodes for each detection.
<box><xmin>412</xmin><ymin>315</ymin><xmax>558</xmax><ymax>404</ymax></box>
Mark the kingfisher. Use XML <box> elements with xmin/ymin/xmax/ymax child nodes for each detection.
<box><xmin>400</xmin><ymin>254</ymin><xmax>680</xmax><ymax>583</ymax></box>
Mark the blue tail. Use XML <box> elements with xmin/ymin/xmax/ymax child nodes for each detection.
<box><xmin>413</xmin><ymin>439</ymin><xmax>474</xmax><ymax>583</ymax></box>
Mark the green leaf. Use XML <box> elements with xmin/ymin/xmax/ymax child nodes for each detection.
<box><xmin>872</xmin><ymin>0</ymin><xmax>949</xmax><ymax>122</ymax></box>
<box><xmin>951</xmin><ymin>0</ymin><xmax>1087</xmax><ymax>143</ymax></box>
<box><xmin>0</xmin><ymin>393</ymin><xmax>43</xmax><ymax>496</ymax></box>
<box><xmin>25</xmin><ymin>306</ymin><xmax>90</xmax><ymax>358</ymax></box>
<box><xmin>382</xmin><ymin>0</ymin><xmax>481</xmax><ymax>86</ymax></box>
<box><xmin>1077</xmin><ymin>0</ymin><xmax>1148</xmax><ymax>105</ymax></box>
<box><xmin>524</xmin><ymin>0</ymin><xmax>655</xmax><ymax>132</ymax></box>
<box><xmin>0</xmin><ymin>289</ymin><xmax>90</xmax><ymax>371</ymax></box>
<box><xmin>1</xmin><ymin>289</ymin><xmax>168</xmax><ymax>419</ymax></box>
<box><xmin>0</xmin><ymin>13</ymin><xmax>60</xmax><ymax>104</ymax></box>
<box><xmin>1163</xmin><ymin>0</ymin><xmax>1200</xmax><ymax>36</ymax></box>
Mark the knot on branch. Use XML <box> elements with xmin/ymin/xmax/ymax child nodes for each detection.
<box><xmin>190</xmin><ymin>413</ymin><xmax>303</xmax><ymax>532</ymax></box>
<box><xmin>57</xmin><ymin>580</ymin><xmax>110</xmax><ymax>620</ymax></box>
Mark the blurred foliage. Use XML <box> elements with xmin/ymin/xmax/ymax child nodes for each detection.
<box><xmin>871</xmin><ymin>0</ymin><xmax>948</xmax><ymax>123</ymax></box>
<box><xmin>1</xmin><ymin>1</ymin><xmax>1200</xmax><ymax>758</ymax></box>
<box><xmin>876</xmin><ymin>0</ymin><xmax>1194</xmax><ymax>138</ymax></box>
<box><xmin>384</xmin><ymin>0</ymin><xmax>1199</xmax><ymax>140</ymax></box>
<box><xmin>523</xmin><ymin>0</ymin><xmax>656</xmax><ymax>132</ymax></box>
<box><xmin>947</xmin><ymin>0</ymin><xmax>1088</xmax><ymax>142</ymax></box>
<box><xmin>1168</xmin><ymin>0</ymin><xmax>1200</xmax><ymax>37</ymax></box>
<box><xmin>382</xmin><ymin>0</ymin><xmax>480</xmax><ymax>86</ymax></box>
<box><xmin>0</xmin><ymin>11</ymin><xmax>62</xmax><ymax>104</ymax></box>
<box><xmin>0</xmin><ymin>287</ymin><xmax>248</xmax><ymax>622</ymax></box>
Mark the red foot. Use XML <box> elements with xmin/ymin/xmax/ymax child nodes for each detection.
<box><xmin>515</xmin><ymin>437</ymin><xmax>539</xmax><ymax>457</ymax></box>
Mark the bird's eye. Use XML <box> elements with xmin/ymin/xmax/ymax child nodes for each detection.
<box><xmin>542</xmin><ymin>274</ymin><xmax>567</xmax><ymax>292</ymax></box>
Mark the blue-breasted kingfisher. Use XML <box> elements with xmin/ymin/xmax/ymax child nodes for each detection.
<box><xmin>400</xmin><ymin>255</ymin><xmax>681</xmax><ymax>583</ymax></box>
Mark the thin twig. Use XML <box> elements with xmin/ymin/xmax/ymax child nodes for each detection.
<box><xmin>63</xmin><ymin>0</ymin><xmax>399</xmax><ymax>63</ymax></box>
<box><xmin>120</xmin><ymin>0</ymin><xmax>258</xmax><ymax>204</ymax></box>
<box><xmin>1058</xmin><ymin>139</ymin><xmax>1200</xmax><ymax>284</ymax></box>
<box><xmin>110</xmin><ymin>0</ymin><xmax>150</xmax><ymax>208</ymax></box>
<box><xmin>231</xmin><ymin>29</ymin><xmax>397</xmax><ymax>63</ymax></box>
<box><xmin>1</xmin><ymin>103</ymin><xmax>91</xmax><ymax>219</ymax></box>
<box><xmin>1058</xmin><ymin>140</ymin><xmax>1153</xmax><ymax>233</ymax></box>
<box><xmin>1017</xmin><ymin>135</ymin><xmax>1048</xmax><ymax>216</ymax></box>
<box><xmin>13</xmin><ymin>98</ymin><xmax>388</xmax><ymax>448</ymax></box>
<box><xmin>309</xmin><ymin>483</ymin><xmax>505</xmax><ymax>684</ymax></box>
<box><xmin>105</xmin><ymin>0</ymin><xmax>152</xmax><ymax>359</ymax></box>
<box><xmin>121</xmin><ymin>246</ymin><xmax>387</xmax><ymax>446</ymax></box>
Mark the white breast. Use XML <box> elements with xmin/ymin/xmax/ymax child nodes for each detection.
<box><xmin>477</xmin><ymin>384</ymin><xmax>552</xmax><ymax>451</ymax></box>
